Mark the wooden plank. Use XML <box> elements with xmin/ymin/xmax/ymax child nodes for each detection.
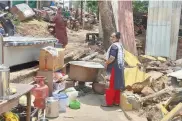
<box><xmin>8</xmin><ymin>83</ymin><xmax>34</xmax><ymax>100</ymax></box>
<box><xmin>140</xmin><ymin>88</ymin><xmax>172</xmax><ymax>102</ymax></box>
<box><xmin>0</xmin><ymin>84</ymin><xmax>34</xmax><ymax>115</ymax></box>
<box><xmin>0</xmin><ymin>98</ymin><xmax>19</xmax><ymax>114</ymax></box>
<box><xmin>81</xmin><ymin>52</ymin><xmax>98</xmax><ymax>61</ymax></box>
<box><xmin>157</xmin><ymin>104</ymin><xmax>168</xmax><ymax>116</ymax></box>
<box><xmin>161</xmin><ymin>103</ymin><xmax>182</xmax><ymax>121</ymax></box>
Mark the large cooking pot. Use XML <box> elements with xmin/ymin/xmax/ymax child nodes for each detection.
<box><xmin>68</xmin><ymin>61</ymin><xmax>104</xmax><ymax>82</ymax></box>
<box><xmin>0</xmin><ymin>64</ymin><xmax>10</xmax><ymax>99</ymax></box>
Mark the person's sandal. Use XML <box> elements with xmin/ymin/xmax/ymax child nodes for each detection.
<box><xmin>101</xmin><ymin>104</ymin><xmax>113</xmax><ymax>107</ymax></box>
<box><xmin>113</xmin><ymin>104</ymin><xmax>119</xmax><ymax>106</ymax></box>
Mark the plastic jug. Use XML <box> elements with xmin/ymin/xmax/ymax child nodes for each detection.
<box><xmin>53</xmin><ymin>93</ymin><xmax>68</xmax><ymax>112</ymax></box>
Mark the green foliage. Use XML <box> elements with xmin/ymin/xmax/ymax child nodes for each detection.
<box><xmin>5</xmin><ymin>13</ymin><xmax>20</xmax><ymax>26</ymax></box>
<box><xmin>132</xmin><ymin>1</ymin><xmax>148</xmax><ymax>13</ymax></box>
<box><xmin>86</xmin><ymin>1</ymin><xmax>98</xmax><ymax>13</ymax></box>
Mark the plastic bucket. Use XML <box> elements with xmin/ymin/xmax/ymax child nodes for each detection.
<box><xmin>52</xmin><ymin>93</ymin><xmax>68</xmax><ymax>112</ymax></box>
<box><xmin>66</xmin><ymin>91</ymin><xmax>78</xmax><ymax>102</ymax></box>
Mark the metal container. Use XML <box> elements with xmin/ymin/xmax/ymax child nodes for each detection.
<box><xmin>45</xmin><ymin>97</ymin><xmax>59</xmax><ymax>118</ymax></box>
<box><xmin>0</xmin><ymin>64</ymin><xmax>10</xmax><ymax>99</ymax></box>
<box><xmin>68</xmin><ymin>61</ymin><xmax>104</xmax><ymax>82</ymax></box>
<box><xmin>39</xmin><ymin>118</ymin><xmax>49</xmax><ymax>121</ymax></box>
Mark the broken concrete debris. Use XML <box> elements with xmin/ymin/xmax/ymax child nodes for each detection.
<box><xmin>120</xmin><ymin>91</ymin><xmax>141</xmax><ymax>110</ymax></box>
<box><xmin>141</xmin><ymin>86</ymin><xmax>155</xmax><ymax>96</ymax></box>
<box><xmin>119</xmin><ymin>54</ymin><xmax>182</xmax><ymax>121</ymax></box>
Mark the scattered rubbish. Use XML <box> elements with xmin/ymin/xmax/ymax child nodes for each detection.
<box><xmin>147</xmin><ymin>71</ymin><xmax>163</xmax><ymax>80</ymax></box>
<box><xmin>69</xmin><ymin>100</ymin><xmax>80</xmax><ymax>109</ymax></box>
<box><xmin>64</xmin><ymin>116</ymin><xmax>74</xmax><ymax>119</ymax></box>
<box><xmin>11</xmin><ymin>105</ymin><xmax>38</xmax><ymax>121</ymax></box>
<box><xmin>167</xmin><ymin>70</ymin><xmax>182</xmax><ymax>80</ymax></box>
<box><xmin>10</xmin><ymin>3</ymin><xmax>35</xmax><ymax>21</ymax></box>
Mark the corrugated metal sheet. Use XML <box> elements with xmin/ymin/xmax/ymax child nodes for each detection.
<box><xmin>170</xmin><ymin>1</ymin><xmax>181</xmax><ymax>59</ymax></box>
<box><xmin>146</xmin><ymin>1</ymin><xmax>172</xmax><ymax>57</ymax></box>
<box><xmin>117</xmin><ymin>1</ymin><xmax>137</xmax><ymax>55</ymax></box>
<box><xmin>146</xmin><ymin>1</ymin><xmax>182</xmax><ymax>60</ymax></box>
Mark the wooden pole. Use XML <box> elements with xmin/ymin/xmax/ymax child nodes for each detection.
<box><xmin>26</xmin><ymin>92</ymin><xmax>31</xmax><ymax>121</ymax></box>
<box><xmin>80</xmin><ymin>1</ymin><xmax>83</xmax><ymax>25</ymax></box>
<box><xmin>97</xmin><ymin>4</ymin><xmax>99</xmax><ymax>21</ymax></box>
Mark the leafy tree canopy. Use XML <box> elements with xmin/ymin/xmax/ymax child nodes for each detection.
<box><xmin>132</xmin><ymin>1</ymin><xmax>148</xmax><ymax>13</ymax></box>
<box><xmin>86</xmin><ymin>0</ymin><xmax>98</xmax><ymax>13</ymax></box>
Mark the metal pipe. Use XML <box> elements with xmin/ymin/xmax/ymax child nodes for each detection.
<box><xmin>36</xmin><ymin>0</ymin><xmax>39</xmax><ymax>9</ymax></box>
<box><xmin>0</xmin><ymin>35</ymin><xmax>4</xmax><ymax>64</ymax></box>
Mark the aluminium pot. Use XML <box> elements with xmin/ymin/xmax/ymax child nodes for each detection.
<box><xmin>45</xmin><ymin>97</ymin><xmax>59</xmax><ymax>118</ymax></box>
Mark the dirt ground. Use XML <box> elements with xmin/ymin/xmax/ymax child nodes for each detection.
<box><xmin>50</xmin><ymin>94</ymin><xmax>147</xmax><ymax>121</ymax></box>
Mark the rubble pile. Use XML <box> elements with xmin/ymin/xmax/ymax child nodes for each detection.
<box><xmin>69</xmin><ymin>42</ymin><xmax>182</xmax><ymax>121</ymax></box>
<box><xmin>64</xmin><ymin>42</ymin><xmax>105</xmax><ymax>64</ymax></box>
<box><xmin>0</xmin><ymin>3</ymin><xmax>98</xmax><ymax>38</ymax></box>
<box><xmin>16</xmin><ymin>19</ymin><xmax>52</xmax><ymax>37</ymax></box>
<box><xmin>121</xmin><ymin>54</ymin><xmax>182</xmax><ymax>121</ymax></box>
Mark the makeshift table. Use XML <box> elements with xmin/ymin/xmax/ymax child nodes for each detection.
<box><xmin>0</xmin><ymin>83</ymin><xmax>34</xmax><ymax>121</ymax></box>
<box><xmin>0</xmin><ymin>36</ymin><xmax>57</xmax><ymax>67</ymax></box>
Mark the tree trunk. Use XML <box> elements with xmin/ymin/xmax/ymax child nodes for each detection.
<box><xmin>97</xmin><ymin>5</ymin><xmax>99</xmax><ymax>21</ymax></box>
<box><xmin>98</xmin><ymin>1</ymin><xmax>116</xmax><ymax>50</ymax></box>
<box><xmin>80</xmin><ymin>1</ymin><xmax>83</xmax><ymax>25</ymax></box>
<box><xmin>99</xmin><ymin>13</ymin><xmax>103</xmax><ymax>41</ymax></box>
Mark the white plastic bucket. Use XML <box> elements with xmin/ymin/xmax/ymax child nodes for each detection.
<box><xmin>53</xmin><ymin>93</ymin><xmax>68</xmax><ymax>112</ymax></box>
<box><xmin>66</xmin><ymin>91</ymin><xmax>78</xmax><ymax>102</ymax></box>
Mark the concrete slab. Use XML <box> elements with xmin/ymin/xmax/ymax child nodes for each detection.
<box><xmin>50</xmin><ymin>94</ymin><xmax>147</xmax><ymax>121</ymax></box>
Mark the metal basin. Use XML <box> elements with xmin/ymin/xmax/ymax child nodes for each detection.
<box><xmin>68</xmin><ymin>61</ymin><xmax>104</xmax><ymax>82</ymax></box>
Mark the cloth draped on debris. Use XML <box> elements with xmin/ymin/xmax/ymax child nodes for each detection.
<box><xmin>124</xmin><ymin>49</ymin><xmax>140</xmax><ymax>67</ymax></box>
<box><xmin>124</xmin><ymin>67</ymin><xmax>150</xmax><ymax>86</ymax></box>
